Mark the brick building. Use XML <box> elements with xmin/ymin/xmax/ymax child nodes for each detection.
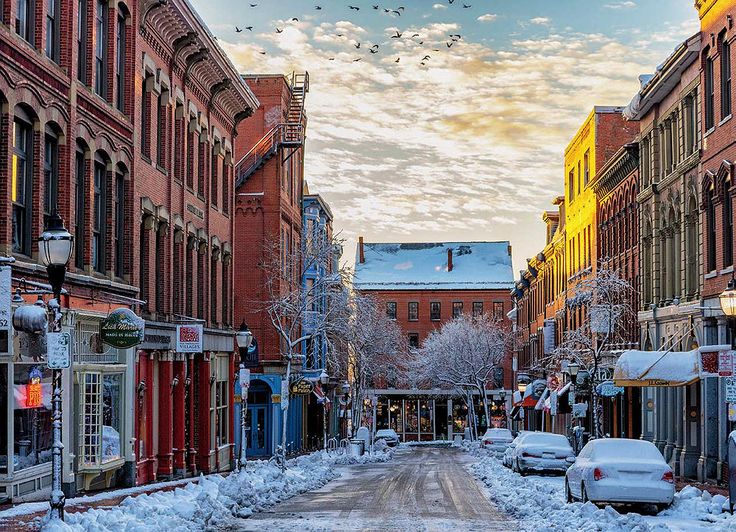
<box><xmin>354</xmin><ymin>239</ymin><xmax>514</xmax><ymax>441</ymax></box>
<box><xmin>233</xmin><ymin>73</ymin><xmax>309</xmax><ymax>457</ymax></box>
<box><xmin>131</xmin><ymin>0</ymin><xmax>259</xmax><ymax>485</ymax></box>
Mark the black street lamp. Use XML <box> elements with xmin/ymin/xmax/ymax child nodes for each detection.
<box><xmin>319</xmin><ymin>370</ymin><xmax>330</xmax><ymax>449</ymax></box>
<box><xmin>38</xmin><ymin>213</ymin><xmax>73</xmax><ymax>521</ymax></box>
<box><xmin>235</xmin><ymin>321</ymin><xmax>253</xmax><ymax>471</ymax></box>
<box><xmin>720</xmin><ymin>276</ymin><xmax>736</xmax><ymax>348</ymax></box>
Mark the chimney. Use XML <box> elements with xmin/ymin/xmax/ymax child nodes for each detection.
<box><xmin>447</xmin><ymin>248</ymin><xmax>453</xmax><ymax>272</ymax></box>
<box><xmin>359</xmin><ymin>236</ymin><xmax>365</xmax><ymax>264</ymax></box>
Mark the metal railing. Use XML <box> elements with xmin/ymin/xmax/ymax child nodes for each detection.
<box><xmin>234</xmin><ymin>123</ymin><xmax>305</xmax><ymax>186</ymax></box>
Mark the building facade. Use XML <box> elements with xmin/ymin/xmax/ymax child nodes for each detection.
<box><xmin>354</xmin><ymin>240</ymin><xmax>515</xmax><ymax>441</ymax></box>
<box><xmin>233</xmin><ymin>73</ymin><xmax>309</xmax><ymax>457</ymax></box>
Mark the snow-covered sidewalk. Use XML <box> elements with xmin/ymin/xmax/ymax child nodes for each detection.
<box><xmin>469</xmin><ymin>451</ymin><xmax>736</xmax><ymax>531</ymax></box>
<box><xmin>0</xmin><ymin>448</ymin><xmax>394</xmax><ymax>531</ymax></box>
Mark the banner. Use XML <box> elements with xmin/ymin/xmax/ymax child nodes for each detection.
<box><xmin>176</xmin><ymin>324</ymin><xmax>203</xmax><ymax>353</ymax></box>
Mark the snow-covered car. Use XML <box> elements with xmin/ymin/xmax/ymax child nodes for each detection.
<box><xmin>503</xmin><ymin>431</ymin><xmax>532</xmax><ymax>468</ymax></box>
<box><xmin>374</xmin><ymin>429</ymin><xmax>400</xmax><ymax>447</ymax></box>
<box><xmin>511</xmin><ymin>432</ymin><xmax>575</xmax><ymax>475</ymax></box>
<box><xmin>564</xmin><ymin>438</ymin><xmax>674</xmax><ymax>510</ymax></box>
<box><xmin>481</xmin><ymin>428</ymin><xmax>514</xmax><ymax>452</ymax></box>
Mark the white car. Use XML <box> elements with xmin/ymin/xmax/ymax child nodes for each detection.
<box><xmin>374</xmin><ymin>429</ymin><xmax>400</xmax><ymax>447</ymax></box>
<box><xmin>481</xmin><ymin>428</ymin><xmax>514</xmax><ymax>453</ymax></box>
<box><xmin>511</xmin><ymin>432</ymin><xmax>575</xmax><ymax>475</ymax></box>
<box><xmin>503</xmin><ymin>432</ymin><xmax>532</xmax><ymax>468</ymax></box>
<box><xmin>565</xmin><ymin>438</ymin><xmax>674</xmax><ymax>510</ymax></box>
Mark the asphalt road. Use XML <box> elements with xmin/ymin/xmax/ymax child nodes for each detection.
<box><xmin>236</xmin><ymin>446</ymin><xmax>516</xmax><ymax>531</ymax></box>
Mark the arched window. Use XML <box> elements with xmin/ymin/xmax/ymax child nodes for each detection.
<box><xmin>685</xmin><ymin>193</ymin><xmax>698</xmax><ymax>298</ymax></box>
<box><xmin>92</xmin><ymin>153</ymin><xmax>108</xmax><ymax>273</ymax></box>
<box><xmin>114</xmin><ymin>166</ymin><xmax>127</xmax><ymax>278</ymax></box>
<box><xmin>706</xmin><ymin>187</ymin><xmax>717</xmax><ymax>272</ymax></box>
<box><xmin>725</xmin><ymin>179</ymin><xmax>733</xmax><ymax>268</ymax></box>
<box><xmin>12</xmin><ymin>107</ymin><xmax>34</xmax><ymax>255</ymax></box>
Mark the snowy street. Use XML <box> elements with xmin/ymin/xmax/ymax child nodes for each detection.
<box><xmin>237</xmin><ymin>446</ymin><xmax>514</xmax><ymax>531</ymax></box>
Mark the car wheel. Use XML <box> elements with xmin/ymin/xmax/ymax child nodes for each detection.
<box><xmin>517</xmin><ymin>459</ymin><xmax>526</xmax><ymax>476</ymax></box>
<box><xmin>655</xmin><ymin>503</ymin><xmax>669</xmax><ymax>513</ymax></box>
<box><xmin>565</xmin><ymin>480</ymin><xmax>574</xmax><ymax>503</ymax></box>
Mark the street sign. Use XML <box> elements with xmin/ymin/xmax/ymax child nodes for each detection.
<box><xmin>720</xmin><ymin>351</ymin><xmax>735</xmax><ymax>376</ymax></box>
<box><xmin>239</xmin><ymin>368</ymin><xmax>250</xmax><ymax>390</ymax></box>
<box><xmin>47</xmin><ymin>332</ymin><xmax>72</xmax><ymax>369</ymax></box>
<box><xmin>176</xmin><ymin>324</ymin><xmax>203</xmax><ymax>353</ymax></box>
<box><xmin>572</xmin><ymin>402</ymin><xmax>588</xmax><ymax>418</ymax></box>
<box><xmin>726</xmin><ymin>377</ymin><xmax>736</xmax><ymax>403</ymax></box>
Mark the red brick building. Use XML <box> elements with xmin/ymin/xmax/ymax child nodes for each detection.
<box><xmin>132</xmin><ymin>1</ymin><xmax>259</xmax><ymax>485</ymax></box>
<box><xmin>232</xmin><ymin>73</ymin><xmax>308</xmax><ymax>457</ymax></box>
<box><xmin>354</xmin><ymin>239</ymin><xmax>514</xmax><ymax>441</ymax></box>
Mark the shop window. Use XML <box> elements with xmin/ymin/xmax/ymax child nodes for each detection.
<box><xmin>388</xmin><ymin>399</ymin><xmax>403</xmax><ymax>434</ymax></box>
<box><xmin>430</xmin><ymin>302</ymin><xmax>441</xmax><ymax>321</ymax></box>
<box><xmin>472</xmin><ymin>301</ymin><xmax>484</xmax><ymax>317</ymax></box>
<box><xmin>213</xmin><ymin>356</ymin><xmax>229</xmax><ymax>448</ymax></box>
<box><xmin>404</xmin><ymin>400</ymin><xmax>418</xmax><ymax>433</ymax></box>
<box><xmin>13</xmin><ymin>365</ymin><xmax>52</xmax><ymax>471</ymax></box>
<box><xmin>408</xmin><ymin>301</ymin><xmax>418</xmax><ymax>321</ymax></box>
<box><xmin>79</xmin><ymin>372</ymin><xmax>123</xmax><ymax>466</ymax></box>
<box><xmin>452</xmin><ymin>302</ymin><xmax>463</xmax><ymax>318</ymax></box>
<box><xmin>386</xmin><ymin>301</ymin><xmax>397</xmax><ymax>320</ymax></box>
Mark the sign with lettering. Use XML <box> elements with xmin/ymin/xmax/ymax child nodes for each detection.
<box><xmin>720</xmin><ymin>351</ymin><xmax>735</xmax><ymax>377</ymax></box>
<box><xmin>289</xmin><ymin>379</ymin><xmax>314</xmax><ymax>395</ymax></box>
<box><xmin>100</xmin><ymin>309</ymin><xmax>145</xmax><ymax>349</ymax></box>
<box><xmin>47</xmin><ymin>332</ymin><xmax>71</xmax><ymax>369</ymax></box>
<box><xmin>0</xmin><ymin>265</ymin><xmax>11</xmax><ymax>334</ymax></box>
<box><xmin>176</xmin><ymin>324</ymin><xmax>203</xmax><ymax>353</ymax></box>
<box><xmin>726</xmin><ymin>377</ymin><xmax>736</xmax><ymax>403</ymax></box>
<box><xmin>186</xmin><ymin>203</ymin><xmax>204</xmax><ymax>220</ymax></box>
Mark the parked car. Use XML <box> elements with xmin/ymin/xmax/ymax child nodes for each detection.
<box><xmin>503</xmin><ymin>431</ymin><xmax>532</xmax><ymax>468</ymax></box>
<box><xmin>481</xmin><ymin>428</ymin><xmax>514</xmax><ymax>452</ymax></box>
<box><xmin>374</xmin><ymin>429</ymin><xmax>400</xmax><ymax>447</ymax></box>
<box><xmin>564</xmin><ymin>438</ymin><xmax>674</xmax><ymax>510</ymax></box>
<box><xmin>511</xmin><ymin>432</ymin><xmax>575</xmax><ymax>475</ymax></box>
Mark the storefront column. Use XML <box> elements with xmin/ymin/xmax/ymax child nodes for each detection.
<box><xmin>698</xmin><ymin>376</ymin><xmax>719</xmax><ymax>481</ymax></box>
<box><xmin>196</xmin><ymin>354</ymin><xmax>213</xmax><ymax>473</ymax></box>
<box><xmin>680</xmin><ymin>382</ymin><xmax>700</xmax><ymax>479</ymax></box>
<box><xmin>172</xmin><ymin>357</ymin><xmax>187</xmax><ymax>475</ymax></box>
<box><xmin>653</xmin><ymin>388</ymin><xmax>666</xmax><ymax>451</ymax></box>
<box><xmin>717</xmin><ymin>378</ymin><xmax>729</xmax><ymax>482</ymax></box>
<box><xmin>186</xmin><ymin>355</ymin><xmax>197</xmax><ymax>475</ymax></box>
<box><xmin>673</xmin><ymin>387</ymin><xmax>684</xmax><ymax>476</ymax></box>
<box><xmin>663</xmin><ymin>388</ymin><xmax>676</xmax><ymax>462</ymax></box>
<box><xmin>157</xmin><ymin>353</ymin><xmax>174</xmax><ymax>478</ymax></box>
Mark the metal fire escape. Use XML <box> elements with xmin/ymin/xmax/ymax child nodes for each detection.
<box><xmin>235</xmin><ymin>72</ymin><xmax>309</xmax><ymax>188</ymax></box>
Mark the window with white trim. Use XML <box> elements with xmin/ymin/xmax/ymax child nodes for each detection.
<box><xmin>212</xmin><ymin>356</ymin><xmax>229</xmax><ymax>448</ymax></box>
<box><xmin>79</xmin><ymin>371</ymin><xmax>123</xmax><ymax>467</ymax></box>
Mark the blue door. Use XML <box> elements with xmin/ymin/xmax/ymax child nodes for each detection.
<box><xmin>248</xmin><ymin>405</ymin><xmax>269</xmax><ymax>457</ymax></box>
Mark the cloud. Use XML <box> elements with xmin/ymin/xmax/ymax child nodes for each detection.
<box><xmin>604</xmin><ymin>1</ymin><xmax>636</xmax><ymax>8</ymax></box>
<box><xmin>530</xmin><ymin>17</ymin><xmax>551</xmax><ymax>25</ymax></box>
<box><xmin>432</xmin><ymin>3</ymin><xmax>447</xmax><ymax>9</ymax></box>
<box><xmin>477</xmin><ymin>14</ymin><xmax>498</xmax><ymax>23</ymax></box>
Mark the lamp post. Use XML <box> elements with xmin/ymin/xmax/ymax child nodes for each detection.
<box><xmin>341</xmin><ymin>381</ymin><xmax>351</xmax><ymax>439</ymax></box>
<box><xmin>567</xmin><ymin>361</ymin><xmax>582</xmax><ymax>453</ymax></box>
<box><xmin>720</xmin><ymin>276</ymin><xmax>736</xmax><ymax>348</ymax></box>
<box><xmin>320</xmin><ymin>370</ymin><xmax>329</xmax><ymax>449</ymax></box>
<box><xmin>38</xmin><ymin>213</ymin><xmax>73</xmax><ymax>521</ymax></box>
<box><xmin>235</xmin><ymin>321</ymin><xmax>253</xmax><ymax>471</ymax></box>
<box><xmin>499</xmin><ymin>389</ymin><xmax>507</xmax><ymax>428</ymax></box>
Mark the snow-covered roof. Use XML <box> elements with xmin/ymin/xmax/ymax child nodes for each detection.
<box><xmin>353</xmin><ymin>241</ymin><xmax>514</xmax><ymax>291</ymax></box>
<box><xmin>613</xmin><ymin>349</ymin><xmax>701</xmax><ymax>387</ymax></box>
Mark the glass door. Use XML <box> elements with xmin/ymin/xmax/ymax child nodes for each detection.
<box><xmin>248</xmin><ymin>405</ymin><xmax>268</xmax><ymax>457</ymax></box>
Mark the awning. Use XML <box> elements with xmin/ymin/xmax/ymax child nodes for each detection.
<box><xmin>510</xmin><ymin>405</ymin><xmax>522</xmax><ymax>420</ymax></box>
<box><xmin>521</xmin><ymin>379</ymin><xmax>547</xmax><ymax>407</ymax></box>
<box><xmin>613</xmin><ymin>349</ymin><xmax>701</xmax><ymax>387</ymax></box>
<box><xmin>535</xmin><ymin>388</ymin><xmax>549</xmax><ymax>411</ymax></box>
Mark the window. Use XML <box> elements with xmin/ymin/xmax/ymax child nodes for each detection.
<box><xmin>722</xmin><ymin>33</ymin><xmax>732</xmax><ymax>119</ymax></box>
<box><xmin>222</xmin><ymin>159</ymin><xmax>231</xmax><ymax>214</ymax></box>
<box><xmin>725</xmin><ymin>180</ymin><xmax>733</xmax><ymax>267</ymax></box>
<box><xmin>115</xmin><ymin>172</ymin><xmax>125</xmax><ymax>277</ymax></box>
<box><xmin>213</xmin><ymin>356</ymin><xmax>229</xmax><ymax>447</ymax></box>
<box><xmin>386</xmin><ymin>301</ymin><xmax>397</xmax><ymax>320</ymax></box>
<box><xmin>211</xmin><ymin>143</ymin><xmax>219</xmax><ymax>207</ymax></box>
<box><xmin>80</xmin><ymin>372</ymin><xmax>123</xmax><ymax>467</ymax></box>
<box><xmin>210</xmin><ymin>254</ymin><xmax>218</xmax><ymax>324</ymax></box>
<box><xmin>430</xmin><ymin>302</ymin><xmax>441</xmax><ymax>321</ymax></box>
<box><xmin>13</xmin><ymin>365</ymin><xmax>53</xmax><ymax>471</ymax></box>
<box><xmin>583</xmin><ymin>150</ymin><xmax>590</xmax><ymax>186</ymax></box>
<box><xmin>95</xmin><ymin>0</ymin><xmax>108</xmax><ymax>97</ymax></box>
<box><xmin>641</xmin><ymin>137</ymin><xmax>650</xmax><ymax>186</ymax></box>
<box><xmin>577</xmin><ymin>161</ymin><xmax>581</xmax><ymax>193</ymax></box>
<box><xmin>198</xmin><ymin>136</ymin><xmax>206</xmax><ymax>196</ymax></box>
<box><xmin>12</xmin><ymin>117</ymin><xmax>33</xmax><ymax>255</ymax></box>
<box><xmin>156</xmin><ymin>92</ymin><xmax>167</xmax><ymax>168</ymax></box>
<box><xmin>43</xmin><ymin>133</ymin><xmax>59</xmax><ymax>225</ymax></box>
<box><xmin>75</xmin><ymin>148</ymin><xmax>86</xmax><ymax>268</ymax></box>
<box><xmin>77</xmin><ymin>0</ymin><xmax>88</xmax><ymax>83</ymax></box>
<box><xmin>141</xmin><ymin>74</ymin><xmax>153</xmax><ymax>158</ymax></box>
<box><xmin>685</xmin><ymin>96</ymin><xmax>697</xmax><ymax>156</ymax></box>
<box><xmin>568</xmin><ymin>169</ymin><xmax>574</xmax><ymax>201</ymax></box>
<box><xmin>472</xmin><ymin>301</ymin><xmax>484</xmax><ymax>317</ymax></box>
<box><xmin>705</xmin><ymin>53</ymin><xmax>715</xmax><ymax>130</ymax></box>
<box><xmin>222</xmin><ymin>259</ymin><xmax>230</xmax><ymax>326</ymax></box>
<box><xmin>186</xmin><ymin>124</ymin><xmax>195</xmax><ymax>189</ymax></box>
<box><xmin>92</xmin><ymin>161</ymin><xmax>106</xmax><ymax>272</ymax></box>
<box><xmin>707</xmin><ymin>190</ymin><xmax>717</xmax><ymax>272</ymax></box>
<box><xmin>493</xmin><ymin>302</ymin><xmax>505</xmax><ymax>321</ymax></box>
<box><xmin>46</xmin><ymin>0</ymin><xmax>60</xmax><ymax>62</ymax></box>
<box><xmin>452</xmin><ymin>302</ymin><xmax>463</xmax><ymax>318</ymax></box>
<box><xmin>115</xmin><ymin>11</ymin><xmax>126</xmax><ymax>111</ymax></box>
<box><xmin>408</xmin><ymin>301</ymin><xmax>418</xmax><ymax>321</ymax></box>
<box><xmin>16</xmin><ymin>0</ymin><xmax>34</xmax><ymax>43</ymax></box>
<box><xmin>408</xmin><ymin>333</ymin><xmax>419</xmax><ymax>349</ymax></box>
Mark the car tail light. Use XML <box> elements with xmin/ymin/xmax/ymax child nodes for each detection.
<box><xmin>522</xmin><ymin>451</ymin><xmax>540</xmax><ymax>458</ymax></box>
<box><xmin>662</xmin><ymin>471</ymin><xmax>674</xmax><ymax>484</ymax></box>
<box><xmin>593</xmin><ymin>467</ymin><xmax>606</xmax><ymax>481</ymax></box>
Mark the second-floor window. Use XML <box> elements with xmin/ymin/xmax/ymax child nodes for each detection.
<box><xmin>12</xmin><ymin>117</ymin><xmax>33</xmax><ymax>255</ymax></box>
<box><xmin>452</xmin><ymin>302</ymin><xmax>463</xmax><ymax>318</ymax></box>
<box><xmin>493</xmin><ymin>302</ymin><xmax>505</xmax><ymax>321</ymax></box>
<box><xmin>408</xmin><ymin>301</ymin><xmax>418</xmax><ymax>321</ymax></box>
<box><xmin>43</xmin><ymin>132</ymin><xmax>59</xmax><ymax>224</ymax></box>
<box><xmin>75</xmin><ymin>147</ymin><xmax>86</xmax><ymax>269</ymax></box>
<box><xmin>706</xmin><ymin>190</ymin><xmax>717</xmax><ymax>272</ymax></box>
<box><xmin>46</xmin><ymin>0</ymin><xmax>60</xmax><ymax>62</ymax></box>
<box><xmin>725</xmin><ymin>180</ymin><xmax>733</xmax><ymax>268</ymax></box>
<box><xmin>17</xmin><ymin>0</ymin><xmax>35</xmax><ymax>43</ymax></box>
<box><xmin>115</xmin><ymin>172</ymin><xmax>125</xmax><ymax>277</ymax></box>
<box><xmin>95</xmin><ymin>0</ymin><xmax>108</xmax><ymax>98</ymax></box>
<box><xmin>722</xmin><ymin>33</ymin><xmax>732</xmax><ymax>119</ymax></box>
<box><xmin>430</xmin><ymin>302</ymin><xmax>441</xmax><ymax>321</ymax></box>
<box><xmin>386</xmin><ymin>301</ymin><xmax>397</xmax><ymax>320</ymax></box>
<box><xmin>92</xmin><ymin>161</ymin><xmax>106</xmax><ymax>272</ymax></box>
<box><xmin>705</xmin><ymin>53</ymin><xmax>715</xmax><ymax>130</ymax></box>
<box><xmin>472</xmin><ymin>301</ymin><xmax>483</xmax><ymax>317</ymax></box>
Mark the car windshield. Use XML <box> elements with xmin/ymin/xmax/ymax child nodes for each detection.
<box><xmin>588</xmin><ymin>439</ymin><xmax>665</xmax><ymax>462</ymax></box>
<box><xmin>376</xmin><ymin>430</ymin><xmax>396</xmax><ymax>437</ymax></box>
<box><xmin>523</xmin><ymin>433</ymin><xmax>569</xmax><ymax>447</ymax></box>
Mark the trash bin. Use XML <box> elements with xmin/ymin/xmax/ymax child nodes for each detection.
<box><xmin>349</xmin><ymin>439</ymin><xmax>365</xmax><ymax>457</ymax></box>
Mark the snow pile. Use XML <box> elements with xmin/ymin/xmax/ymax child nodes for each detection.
<box><xmin>470</xmin><ymin>456</ymin><xmax>659</xmax><ymax>531</ymax></box>
<box><xmin>322</xmin><ymin>447</ymin><xmax>394</xmax><ymax>465</ymax></box>
<box><xmin>399</xmin><ymin>440</ymin><xmax>452</xmax><ymax>448</ymax></box>
<box><xmin>41</xmin><ymin>452</ymin><xmax>340</xmax><ymax>532</ymax></box>
<box><xmin>659</xmin><ymin>485</ymin><xmax>731</xmax><ymax>525</ymax></box>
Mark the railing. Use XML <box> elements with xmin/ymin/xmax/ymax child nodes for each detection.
<box><xmin>234</xmin><ymin>123</ymin><xmax>306</xmax><ymax>186</ymax></box>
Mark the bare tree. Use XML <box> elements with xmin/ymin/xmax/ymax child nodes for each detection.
<box><xmin>540</xmin><ymin>262</ymin><xmax>636</xmax><ymax>438</ymax></box>
<box><xmin>414</xmin><ymin>315</ymin><xmax>510</xmax><ymax>434</ymax></box>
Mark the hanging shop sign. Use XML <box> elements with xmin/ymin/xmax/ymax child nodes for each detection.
<box><xmin>0</xmin><ymin>265</ymin><xmax>11</xmax><ymax>353</ymax></box>
<box><xmin>720</xmin><ymin>351</ymin><xmax>736</xmax><ymax>377</ymax></box>
<box><xmin>100</xmin><ymin>308</ymin><xmax>145</xmax><ymax>349</ymax></box>
<box><xmin>176</xmin><ymin>324</ymin><xmax>203</xmax><ymax>353</ymax></box>
<box><xmin>596</xmin><ymin>380</ymin><xmax>624</xmax><ymax>397</ymax></box>
<box><xmin>47</xmin><ymin>331</ymin><xmax>72</xmax><ymax>369</ymax></box>
<box><xmin>726</xmin><ymin>377</ymin><xmax>736</xmax><ymax>403</ymax></box>
<box><xmin>572</xmin><ymin>402</ymin><xmax>588</xmax><ymax>418</ymax></box>
<box><xmin>289</xmin><ymin>378</ymin><xmax>314</xmax><ymax>395</ymax></box>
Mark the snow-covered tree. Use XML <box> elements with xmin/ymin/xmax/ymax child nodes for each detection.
<box><xmin>414</xmin><ymin>314</ymin><xmax>510</xmax><ymax>433</ymax></box>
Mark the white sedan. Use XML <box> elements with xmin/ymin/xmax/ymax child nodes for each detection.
<box><xmin>481</xmin><ymin>428</ymin><xmax>514</xmax><ymax>453</ymax></box>
<box><xmin>564</xmin><ymin>438</ymin><xmax>675</xmax><ymax>510</ymax></box>
<box><xmin>511</xmin><ymin>432</ymin><xmax>575</xmax><ymax>475</ymax></box>
<box><xmin>503</xmin><ymin>431</ymin><xmax>531</xmax><ymax>468</ymax></box>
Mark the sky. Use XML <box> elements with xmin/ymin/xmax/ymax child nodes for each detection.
<box><xmin>190</xmin><ymin>0</ymin><xmax>698</xmax><ymax>273</ymax></box>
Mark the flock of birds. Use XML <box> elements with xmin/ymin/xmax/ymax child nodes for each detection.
<box><xmin>233</xmin><ymin>1</ymin><xmax>474</xmax><ymax>66</ymax></box>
